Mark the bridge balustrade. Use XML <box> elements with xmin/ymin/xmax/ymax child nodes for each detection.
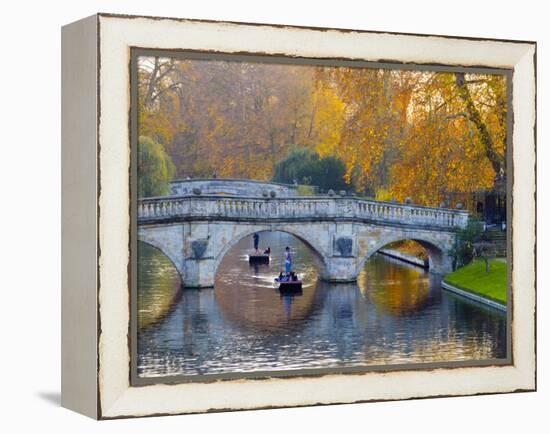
<box><xmin>137</xmin><ymin>196</ymin><xmax>468</xmax><ymax>229</ymax></box>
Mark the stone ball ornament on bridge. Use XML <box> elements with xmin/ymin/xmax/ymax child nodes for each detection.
<box><xmin>61</xmin><ymin>14</ymin><xmax>535</xmax><ymax>420</ymax></box>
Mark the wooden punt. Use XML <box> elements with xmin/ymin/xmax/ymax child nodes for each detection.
<box><xmin>248</xmin><ymin>254</ymin><xmax>270</xmax><ymax>264</ymax></box>
<box><xmin>276</xmin><ymin>279</ymin><xmax>303</xmax><ymax>292</ymax></box>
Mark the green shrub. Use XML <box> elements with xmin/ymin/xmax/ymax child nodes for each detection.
<box><xmin>138</xmin><ymin>136</ymin><xmax>175</xmax><ymax>197</ymax></box>
<box><xmin>272</xmin><ymin>147</ymin><xmax>347</xmax><ymax>192</ymax></box>
<box><xmin>449</xmin><ymin>219</ymin><xmax>484</xmax><ymax>269</ymax></box>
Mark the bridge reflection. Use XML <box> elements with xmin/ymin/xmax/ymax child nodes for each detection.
<box><xmin>358</xmin><ymin>255</ymin><xmax>437</xmax><ymax>316</ymax></box>
<box><xmin>137</xmin><ymin>242</ymin><xmax>182</xmax><ymax>330</ymax></box>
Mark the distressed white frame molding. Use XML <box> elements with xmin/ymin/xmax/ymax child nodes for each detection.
<box><xmin>61</xmin><ymin>13</ymin><xmax>536</xmax><ymax>419</ymax></box>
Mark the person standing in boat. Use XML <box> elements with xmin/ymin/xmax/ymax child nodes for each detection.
<box><xmin>284</xmin><ymin>246</ymin><xmax>292</xmax><ymax>274</ymax></box>
<box><xmin>253</xmin><ymin>232</ymin><xmax>259</xmax><ymax>253</ymax></box>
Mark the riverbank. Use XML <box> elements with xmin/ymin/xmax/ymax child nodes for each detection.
<box><xmin>443</xmin><ymin>259</ymin><xmax>507</xmax><ymax>311</ymax></box>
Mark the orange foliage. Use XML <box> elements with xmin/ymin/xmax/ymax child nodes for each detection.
<box><xmin>137</xmin><ymin>56</ymin><xmax>507</xmax><ymax>210</ymax></box>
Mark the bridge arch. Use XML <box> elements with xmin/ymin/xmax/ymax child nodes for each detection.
<box><xmin>137</xmin><ymin>224</ymin><xmax>186</xmax><ymax>281</ymax></box>
<box><xmin>355</xmin><ymin>234</ymin><xmax>451</xmax><ymax>276</ymax></box>
<box><xmin>212</xmin><ymin>225</ymin><xmax>330</xmax><ymax>280</ymax></box>
<box><xmin>135</xmin><ymin>241</ymin><xmax>184</xmax><ymax>330</ymax></box>
<box><xmin>136</xmin><ymin>239</ymin><xmax>185</xmax><ymax>282</ymax></box>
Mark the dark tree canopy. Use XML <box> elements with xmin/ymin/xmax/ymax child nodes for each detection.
<box><xmin>272</xmin><ymin>147</ymin><xmax>347</xmax><ymax>192</ymax></box>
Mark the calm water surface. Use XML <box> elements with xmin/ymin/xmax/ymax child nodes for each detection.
<box><xmin>137</xmin><ymin>232</ymin><xmax>506</xmax><ymax>378</ymax></box>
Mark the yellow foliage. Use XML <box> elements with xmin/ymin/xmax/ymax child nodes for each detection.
<box><xmin>312</xmin><ymin>85</ymin><xmax>346</xmax><ymax>158</ymax></box>
<box><xmin>375</xmin><ymin>188</ymin><xmax>394</xmax><ymax>202</ymax></box>
<box><xmin>137</xmin><ymin>56</ymin><xmax>507</xmax><ymax>210</ymax></box>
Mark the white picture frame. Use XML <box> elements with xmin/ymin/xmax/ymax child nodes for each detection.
<box><xmin>61</xmin><ymin>13</ymin><xmax>536</xmax><ymax>419</ymax></box>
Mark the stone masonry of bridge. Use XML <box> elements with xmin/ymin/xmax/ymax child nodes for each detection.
<box><xmin>138</xmin><ymin>194</ymin><xmax>468</xmax><ymax>288</ymax></box>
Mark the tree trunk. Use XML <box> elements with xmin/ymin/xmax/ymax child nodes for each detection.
<box><xmin>455</xmin><ymin>72</ymin><xmax>503</xmax><ymax>175</ymax></box>
<box><xmin>144</xmin><ymin>57</ymin><xmax>160</xmax><ymax>108</ymax></box>
<box><xmin>484</xmin><ymin>256</ymin><xmax>490</xmax><ymax>273</ymax></box>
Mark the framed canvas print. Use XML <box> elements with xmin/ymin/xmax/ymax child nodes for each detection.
<box><xmin>61</xmin><ymin>13</ymin><xmax>536</xmax><ymax>419</ymax></box>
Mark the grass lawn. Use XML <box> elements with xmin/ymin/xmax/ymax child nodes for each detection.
<box><xmin>444</xmin><ymin>259</ymin><xmax>507</xmax><ymax>305</ymax></box>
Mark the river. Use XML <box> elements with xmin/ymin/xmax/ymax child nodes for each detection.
<box><xmin>136</xmin><ymin>232</ymin><xmax>507</xmax><ymax>378</ymax></box>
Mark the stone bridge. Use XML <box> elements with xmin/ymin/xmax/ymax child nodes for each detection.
<box><xmin>137</xmin><ymin>195</ymin><xmax>468</xmax><ymax>288</ymax></box>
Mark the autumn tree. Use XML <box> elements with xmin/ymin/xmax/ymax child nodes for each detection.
<box><xmin>138</xmin><ymin>57</ymin><xmax>184</xmax><ymax>147</ymax></box>
<box><xmin>137</xmin><ymin>55</ymin><xmax>507</xmax><ymax>210</ymax></box>
<box><xmin>387</xmin><ymin>72</ymin><xmax>506</xmax><ymax>206</ymax></box>
<box><xmin>454</xmin><ymin>72</ymin><xmax>506</xmax><ymax>175</ymax></box>
<box><xmin>314</xmin><ymin>67</ymin><xmax>416</xmax><ymax>195</ymax></box>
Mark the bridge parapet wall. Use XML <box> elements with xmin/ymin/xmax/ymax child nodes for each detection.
<box><xmin>138</xmin><ymin>196</ymin><xmax>468</xmax><ymax>230</ymax></box>
<box><xmin>169</xmin><ymin>178</ymin><xmax>300</xmax><ymax>198</ymax></box>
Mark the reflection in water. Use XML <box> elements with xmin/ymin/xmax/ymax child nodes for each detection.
<box><xmin>137</xmin><ymin>243</ymin><xmax>181</xmax><ymax>329</ymax></box>
<box><xmin>137</xmin><ymin>233</ymin><xmax>506</xmax><ymax>378</ymax></box>
<box><xmin>213</xmin><ymin>232</ymin><xmax>319</xmax><ymax>332</ymax></box>
<box><xmin>359</xmin><ymin>255</ymin><xmax>432</xmax><ymax>315</ymax></box>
